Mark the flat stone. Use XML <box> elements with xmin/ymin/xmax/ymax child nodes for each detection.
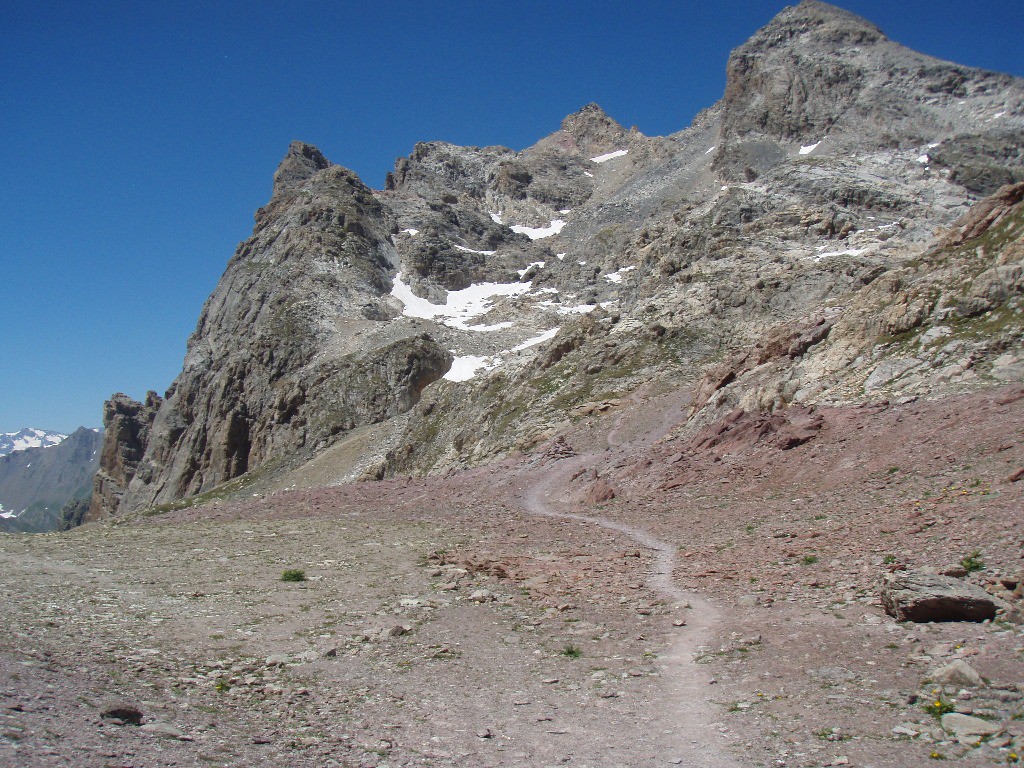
<box><xmin>141</xmin><ymin>722</ymin><xmax>191</xmax><ymax>740</ymax></box>
<box><xmin>940</xmin><ymin>712</ymin><xmax>1001</xmax><ymax>743</ymax></box>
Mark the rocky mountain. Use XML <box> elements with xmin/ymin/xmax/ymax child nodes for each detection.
<box><xmin>91</xmin><ymin>0</ymin><xmax>1024</xmax><ymax>520</ymax></box>
<box><xmin>0</xmin><ymin>427</ymin><xmax>103</xmax><ymax>533</ymax></box>
<box><xmin>0</xmin><ymin>428</ymin><xmax>67</xmax><ymax>457</ymax></box>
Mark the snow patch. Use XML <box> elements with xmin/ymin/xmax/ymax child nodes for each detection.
<box><xmin>400</xmin><ymin>228</ymin><xmax>419</xmax><ymax>236</ymax></box>
<box><xmin>558</xmin><ymin>304</ymin><xmax>596</xmax><ymax>315</ymax></box>
<box><xmin>916</xmin><ymin>154</ymin><xmax>930</xmax><ymax>164</ymax></box>
<box><xmin>705</xmin><ymin>146</ymin><xmax>717</xmax><ymax>154</ymax></box>
<box><xmin>927</xmin><ymin>141</ymin><xmax>942</xmax><ymax>149</ymax></box>
<box><xmin>390</xmin><ymin>272</ymin><xmax>531</xmax><ymax>331</ymax></box>
<box><xmin>510</xmin><ymin>219</ymin><xmax>566</xmax><ymax>240</ymax></box>
<box><xmin>454</xmin><ymin>244</ymin><xmax>496</xmax><ymax>255</ymax></box>
<box><xmin>556</xmin><ymin>252</ymin><xmax>567</xmax><ymax>261</ymax></box>
<box><xmin>512</xmin><ymin>327</ymin><xmax>559</xmax><ymax>352</ymax></box>
<box><xmin>604</xmin><ymin>266</ymin><xmax>636</xmax><ymax>284</ymax></box>
<box><xmin>443</xmin><ymin>356</ymin><xmax>499</xmax><ymax>382</ymax></box>
<box><xmin>489</xmin><ymin>212</ymin><xmax>503</xmax><ymax>224</ymax></box>
<box><xmin>994</xmin><ymin>111</ymin><xmax>1006</xmax><ymax>119</ymax></box>
<box><xmin>517</xmin><ymin>261</ymin><xmax>546</xmax><ymax>278</ymax></box>
<box><xmin>583</xmin><ymin>171</ymin><xmax>594</xmax><ymax>178</ymax></box>
<box><xmin>813</xmin><ymin>247</ymin><xmax>868</xmax><ymax>262</ymax></box>
<box><xmin>590</xmin><ymin>149</ymin><xmax>628</xmax><ymax>164</ymax></box>
<box><xmin>799</xmin><ymin>141</ymin><xmax>821</xmax><ymax>155</ymax></box>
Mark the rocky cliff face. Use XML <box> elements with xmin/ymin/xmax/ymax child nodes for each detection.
<box><xmin>93</xmin><ymin>1</ymin><xmax>1024</xmax><ymax>518</ymax></box>
<box><xmin>87</xmin><ymin>392</ymin><xmax>162</xmax><ymax>520</ymax></box>
<box><xmin>95</xmin><ymin>141</ymin><xmax>451</xmax><ymax>515</ymax></box>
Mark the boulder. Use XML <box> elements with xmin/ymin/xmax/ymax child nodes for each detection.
<box><xmin>930</xmin><ymin>659</ymin><xmax>985</xmax><ymax>688</ymax></box>
<box><xmin>585</xmin><ymin>477</ymin><xmax>617</xmax><ymax>504</ymax></box>
<box><xmin>880</xmin><ymin>571</ymin><xmax>999</xmax><ymax>622</ymax></box>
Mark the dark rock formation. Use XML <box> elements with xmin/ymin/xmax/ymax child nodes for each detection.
<box><xmin>880</xmin><ymin>571</ymin><xmax>1000</xmax><ymax>622</ymax></box>
<box><xmin>87</xmin><ymin>392</ymin><xmax>161</xmax><ymax>521</ymax></box>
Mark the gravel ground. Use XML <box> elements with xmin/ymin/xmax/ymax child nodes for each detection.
<box><xmin>1</xmin><ymin>386</ymin><xmax>1022</xmax><ymax>767</ymax></box>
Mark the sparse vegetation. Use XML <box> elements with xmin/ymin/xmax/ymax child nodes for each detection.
<box><xmin>801</xmin><ymin>554</ymin><xmax>819</xmax><ymax>565</ymax></box>
<box><xmin>281</xmin><ymin>569</ymin><xmax>307</xmax><ymax>582</ymax></box>
<box><xmin>925</xmin><ymin>695</ymin><xmax>955</xmax><ymax>719</ymax></box>
<box><xmin>561</xmin><ymin>644</ymin><xmax>583</xmax><ymax>659</ymax></box>
<box><xmin>960</xmin><ymin>550</ymin><xmax>985</xmax><ymax>573</ymax></box>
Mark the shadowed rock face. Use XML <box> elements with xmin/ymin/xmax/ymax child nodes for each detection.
<box><xmin>87</xmin><ymin>392</ymin><xmax>161</xmax><ymax>521</ymax></box>
<box><xmin>93</xmin><ymin>1</ymin><xmax>1024</xmax><ymax>517</ymax></box>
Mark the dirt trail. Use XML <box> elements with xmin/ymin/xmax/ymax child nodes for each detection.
<box><xmin>518</xmin><ymin>390</ymin><xmax>739</xmax><ymax>767</ymax></box>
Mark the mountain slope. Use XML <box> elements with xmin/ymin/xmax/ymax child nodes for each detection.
<box><xmin>0</xmin><ymin>427</ymin><xmax>102</xmax><ymax>533</ymax></box>
<box><xmin>91</xmin><ymin>0</ymin><xmax>1024</xmax><ymax>518</ymax></box>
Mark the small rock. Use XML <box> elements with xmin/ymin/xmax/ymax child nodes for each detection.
<box><xmin>265</xmin><ymin>653</ymin><xmax>290</xmax><ymax>667</ymax></box>
<box><xmin>892</xmin><ymin>722</ymin><xmax>920</xmax><ymax>738</ymax></box>
<box><xmin>470</xmin><ymin>589</ymin><xmax>495</xmax><ymax>603</ymax></box>
<box><xmin>387</xmin><ymin>624</ymin><xmax>412</xmax><ymax>637</ymax></box>
<box><xmin>930</xmin><ymin>659</ymin><xmax>984</xmax><ymax>688</ymax></box>
<box><xmin>100</xmin><ymin>703</ymin><xmax>143</xmax><ymax>726</ymax></box>
<box><xmin>476</xmin><ymin>728</ymin><xmax>494</xmax><ymax>739</ymax></box>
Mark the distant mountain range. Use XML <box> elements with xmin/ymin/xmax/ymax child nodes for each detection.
<box><xmin>0</xmin><ymin>427</ymin><xmax>103</xmax><ymax>533</ymax></box>
<box><xmin>0</xmin><ymin>428</ymin><xmax>67</xmax><ymax>457</ymax></box>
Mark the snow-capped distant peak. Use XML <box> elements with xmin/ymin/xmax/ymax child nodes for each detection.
<box><xmin>0</xmin><ymin>428</ymin><xmax>68</xmax><ymax>457</ymax></box>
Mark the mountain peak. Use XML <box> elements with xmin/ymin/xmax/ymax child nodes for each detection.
<box><xmin>272</xmin><ymin>141</ymin><xmax>332</xmax><ymax>196</ymax></box>
<box><xmin>752</xmin><ymin>1</ymin><xmax>885</xmax><ymax>48</ymax></box>
<box><xmin>557</xmin><ymin>103</ymin><xmax>627</xmax><ymax>152</ymax></box>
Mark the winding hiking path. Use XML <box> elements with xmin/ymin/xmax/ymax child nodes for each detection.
<box><xmin>517</xmin><ymin>392</ymin><xmax>740</xmax><ymax>767</ymax></box>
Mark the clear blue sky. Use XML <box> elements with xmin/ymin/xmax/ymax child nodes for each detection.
<box><xmin>2</xmin><ymin>1</ymin><xmax>1022</xmax><ymax>432</ymax></box>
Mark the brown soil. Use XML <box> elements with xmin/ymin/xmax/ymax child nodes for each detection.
<box><xmin>1</xmin><ymin>385</ymin><xmax>1022</xmax><ymax>767</ymax></box>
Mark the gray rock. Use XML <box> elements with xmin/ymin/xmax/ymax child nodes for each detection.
<box><xmin>880</xmin><ymin>571</ymin><xmax>999</xmax><ymax>622</ymax></box>
<box><xmin>930</xmin><ymin>659</ymin><xmax>985</xmax><ymax>688</ymax></box>
<box><xmin>940</xmin><ymin>712</ymin><xmax>1001</xmax><ymax>743</ymax></box>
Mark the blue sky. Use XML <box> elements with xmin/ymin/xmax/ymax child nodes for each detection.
<box><xmin>2</xmin><ymin>1</ymin><xmax>1023</xmax><ymax>432</ymax></box>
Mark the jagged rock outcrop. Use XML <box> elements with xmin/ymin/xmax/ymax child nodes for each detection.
<box><xmin>87</xmin><ymin>392</ymin><xmax>161</xmax><ymax>521</ymax></box>
<box><xmin>95</xmin><ymin>1</ymin><xmax>1024</xmax><ymax>515</ymax></box>
<box><xmin>94</xmin><ymin>143</ymin><xmax>452</xmax><ymax>516</ymax></box>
